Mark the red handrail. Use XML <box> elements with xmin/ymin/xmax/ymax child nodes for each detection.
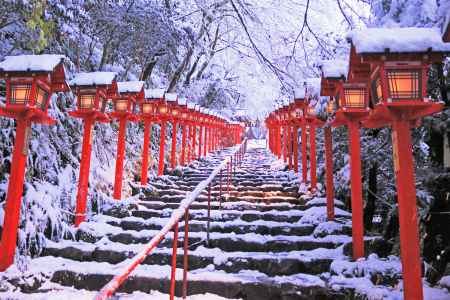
<box><xmin>94</xmin><ymin>140</ymin><xmax>247</xmax><ymax>300</ymax></box>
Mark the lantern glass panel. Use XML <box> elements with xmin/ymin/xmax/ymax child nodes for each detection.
<box><xmin>344</xmin><ymin>88</ymin><xmax>366</xmax><ymax>108</ymax></box>
<box><xmin>80</xmin><ymin>94</ymin><xmax>95</xmax><ymax>110</ymax></box>
<box><xmin>181</xmin><ymin>112</ymin><xmax>188</xmax><ymax>120</ymax></box>
<box><xmin>159</xmin><ymin>105</ymin><xmax>168</xmax><ymax>115</ymax></box>
<box><xmin>116</xmin><ymin>99</ymin><xmax>128</xmax><ymax>112</ymax></box>
<box><xmin>171</xmin><ymin>108</ymin><xmax>178</xmax><ymax>117</ymax></box>
<box><xmin>387</xmin><ymin>70</ymin><xmax>421</xmax><ymax>100</ymax></box>
<box><xmin>295</xmin><ymin>108</ymin><xmax>303</xmax><ymax>118</ymax></box>
<box><xmin>142</xmin><ymin>103</ymin><xmax>153</xmax><ymax>114</ymax></box>
<box><xmin>35</xmin><ymin>87</ymin><xmax>49</xmax><ymax>111</ymax></box>
<box><xmin>10</xmin><ymin>84</ymin><xmax>31</xmax><ymax>105</ymax></box>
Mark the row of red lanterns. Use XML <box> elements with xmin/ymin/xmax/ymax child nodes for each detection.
<box><xmin>0</xmin><ymin>54</ymin><xmax>245</xmax><ymax>272</ymax></box>
<box><xmin>266</xmin><ymin>27</ymin><xmax>449</xmax><ymax>300</ymax></box>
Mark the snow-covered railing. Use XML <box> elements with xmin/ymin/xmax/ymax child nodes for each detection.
<box><xmin>94</xmin><ymin>139</ymin><xmax>247</xmax><ymax>300</ymax></box>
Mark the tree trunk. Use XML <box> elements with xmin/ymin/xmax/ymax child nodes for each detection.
<box><xmin>184</xmin><ymin>54</ymin><xmax>203</xmax><ymax>85</ymax></box>
<box><xmin>140</xmin><ymin>58</ymin><xmax>158</xmax><ymax>81</ymax></box>
<box><xmin>167</xmin><ymin>46</ymin><xmax>194</xmax><ymax>92</ymax></box>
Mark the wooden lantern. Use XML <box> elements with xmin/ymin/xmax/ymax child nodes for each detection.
<box><xmin>0</xmin><ymin>54</ymin><xmax>69</xmax><ymax>123</ymax></box>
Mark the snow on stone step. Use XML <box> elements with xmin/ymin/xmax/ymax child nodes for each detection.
<box><xmin>3</xmin><ymin>256</ymin><xmax>339</xmax><ymax>299</ymax></box>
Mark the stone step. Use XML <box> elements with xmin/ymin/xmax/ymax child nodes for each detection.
<box><xmin>51</xmin><ymin>270</ymin><xmax>345</xmax><ymax>300</ymax></box>
<box><xmin>127</xmin><ymin>208</ymin><xmax>351</xmax><ymax>224</ymax></box>
<box><xmin>41</xmin><ymin>257</ymin><xmax>346</xmax><ymax>300</ymax></box>
<box><xmin>43</xmin><ymin>243</ymin><xmax>334</xmax><ymax>277</ymax></box>
<box><xmin>136</xmin><ymin>201</ymin><xmax>304</xmax><ymax>212</ymax></box>
<box><xmin>105</xmin><ymin>218</ymin><xmax>316</xmax><ymax>236</ymax></box>
<box><xmin>75</xmin><ymin>226</ymin><xmax>347</xmax><ymax>252</ymax></box>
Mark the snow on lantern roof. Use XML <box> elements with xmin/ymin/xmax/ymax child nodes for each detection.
<box><xmin>69</xmin><ymin>72</ymin><xmax>117</xmax><ymax>86</ymax></box>
<box><xmin>145</xmin><ymin>88</ymin><xmax>165</xmax><ymax>99</ymax></box>
<box><xmin>0</xmin><ymin>54</ymin><xmax>66</xmax><ymax>72</ymax></box>
<box><xmin>294</xmin><ymin>87</ymin><xmax>306</xmax><ymax>99</ymax></box>
<box><xmin>187</xmin><ymin>102</ymin><xmax>196</xmax><ymax>109</ymax></box>
<box><xmin>319</xmin><ymin>60</ymin><xmax>348</xmax><ymax>79</ymax></box>
<box><xmin>165</xmin><ymin>93</ymin><xmax>178</xmax><ymax>102</ymax></box>
<box><xmin>178</xmin><ymin>97</ymin><xmax>187</xmax><ymax>106</ymax></box>
<box><xmin>347</xmin><ymin>27</ymin><xmax>450</xmax><ymax>54</ymax></box>
<box><xmin>117</xmin><ymin>81</ymin><xmax>144</xmax><ymax>93</ymax></box>
<box><xmin>194</xmin><ymin>104</ymin><xmax>200</xmax><ymax>111</ymax></box>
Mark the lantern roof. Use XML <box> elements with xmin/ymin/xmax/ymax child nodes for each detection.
<box><xmin>347</xmin><ymin>27</ymin><xmax>450</xmax><ymax>54</ymax></box>
<box><xmin>144</xmin><ymin>88</ymin><xmax>165</xmax><ymax>99</ymax></box>
<box><xmin>319</xmin><ymin>60</ymin><xmax>348</xmax><ymax>79</ymax></box>
<box><xmin>117</xmin><ymin>81</ymin><xmax>144</xmax><ymax>93</ymax></box>
<box><xmin>0</xmin><ymin>54</ymin><xmax>66</xmax><ymax>72</ymax></box>
<box><xmin>165</xmin><ymin>93</ymin><xmax>178</xmax><ymax>102</ymax></box>
<box><xmin>69</xmin><ymin>72</ymin><xmax>117</xmax><ymax>87</ymax></box>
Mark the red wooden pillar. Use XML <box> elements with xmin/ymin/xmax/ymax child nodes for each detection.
<box><xmin>309</xmin><ymin>125</ymin><xmax>317</xmax><ymax>190</ymax></box>
<box><xmin>198</xmin><ymin>126</ymin><xmax>203</xmax><ymax>159</ymax></box>
<box><xmin>203</xmin><ymin>127</ymin><xmax>208</xmax><ymax>156</ymax></box>
<box><xmin>192</xmin><ymin>125</ymin><xmax>197</xmax><ymax>162</ymax></box>
<box><xmin>276</xmin><ymin>126</ymin><xmax>281</xmax><ymax>158</ymax></box>
<box><xmin>75</xmin><ymin>117</ymin><xmax>94</xmax><ymax>226</ymax></box>
<box><xmin>113</xmin><ymin>117</ymin><xmax>127</xmax><ymax>200</ymax></box>
<box><xmin>293</xmin><ymin>126</ymin><xmax>299</xmax><ymax>173</ymax></box>
<box><xmin>181</xmin><ymin>123</ymin><xmax>187</xmax><ymax>165</ymax></box>
<box><xmin>283</xmin><ymin>126</ymin><xmax>288</xmax><ymax>163</ymax></box>
<box><xmin>187</xmin><ymin>125</ymin><xmax>192</xmax><ymax>163</ymax></box>
<box><xmin>288</xmin><ymin>126</ymin><xmax>293</xmax><ymax>170</ymax></box>
<box><xmin>0</xmin><ymin>118</ymin><xmax>31</xmax><ymax>271</ymax></box>
<box><xmin>140</xmin><ymin>120</ymin><xmax>152</xmax><ymax>186</ymax></box>
<box><xmin>392</xmin><ymin>119</ymin><xmax>423</xmax><ymax>300</ymax></box>
<box><xmin>158</xmin><ymin>121</ymin><xmax>167</xmax><ymax>176</ymax></box>
<box><xmin>170</xmin><ymin>121</ymin><xmax>177</xmax><ymax>169</ymax></box>
<box><xmin>348</xmin><ymin>121</ymin><xmax>364</xmax><ymax>260</ymax></box>
<box><xmin>301</xmin><ymin>124</ymin><xmax>308</xmax><ymax>182</ymax></box>
<box><xmin>324</xmin><ymin>126</ymin><xmax>334</xmax><ymax>220</ymax></box>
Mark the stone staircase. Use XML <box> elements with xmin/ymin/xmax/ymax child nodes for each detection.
<box><xmin>1</xmin><ymin>144</ymin><xmax>365</xmax><ymax>299</ymax></box>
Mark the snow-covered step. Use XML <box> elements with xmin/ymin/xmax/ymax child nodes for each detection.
<box><xmin>42</xmin><ymin>240</ymin><xmax>340</xmax><ymax>277</ymax></box>
<box><xmin>127</xmin><ymin>206</ymin><xmax>351</xmax><ymax>224</ymax></box>
<box><xmin>25</xmin><ymin>256</ymin><xmax>344</xmax><ymax>299</ymax></box>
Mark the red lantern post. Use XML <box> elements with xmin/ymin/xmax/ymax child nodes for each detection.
<box><xmin>319</xmin><ymin>59</ymin><xmax>348</xmax><ymax>221</ymax></box>
<box><xmin>111</xmin><ymin>81</ymin><xmax>144</xmax><ymax>199</ymax></box>
<box><xmin>140</xmin><ymin>89</ymin><xmax>165</xmax><ymax>184</ymax></box>
<box><xmin>349</xmin><ymin>27</ymin><xmax>449</xmax><ymax>300</ymax></box>
<box><xmin>165</xmin><ymin>93</ymin><xmax>179</xmax><ymax>170</ymax></box>
<box><xmin>332</xmin><ymin>79</ymin><xmax>370</xmax><ymax>260</ymax></box>
<box><xmin>0</xmin><ymin>55</ymin><xmax>69</xmax><ymax>271</ymax></box>
<box><xmin>178</xmin><ymin>98</ymin><xmax>188</xmax><ymax>166</ymax></box>
<box><xmin>293</xmin><ymin>88</ymin><xmax>309</xmax><ymax>183</ymax></box>
<box><xmin>69</xmin><ymin>72</ymin><xmax>117</xmax><ymax>226</ymax></box>
<box><xmin>197</xmin><ymin>108</ymin><xmax>205</xmax><ymax>159</ymax></box>
<box><xmin>153</xmin><ymin>93</ymin><xmax>172</xmax><ymax>176</ymax></box>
